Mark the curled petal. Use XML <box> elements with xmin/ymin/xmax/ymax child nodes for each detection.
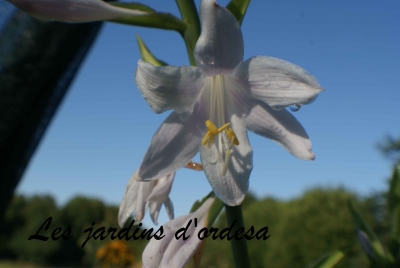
<box><xmin>148</xmin><ymin>201</ymin><xmax>163</xmax><ymax>226</ymax></box>
<box><xmin>147</xmin><ymin>173</ymin><xmax>175</xmax><ymax>225</ymax></box>
<box><xmin>147</xmin><ymin>172</ymin><xmax>175</xmax><ymax>203</ymax></box>
<box><xmin>135</xmin><ymin>60</ymin><xmax>205</xmax><ymax>114</ymax></box>
<box><xmin>164</xmin><ymin>198</ymin><xmax>174</xmax><ymax>222</ymax></box>
<box><xmin>119</xmin><ymin>171</ymin><xmax>175</xmax><ymax>227</ymax></box>
<box><xmin>118</xmin><ymin>171</ymin><xmax>155</xmax><ymax>227</ymax></box>
<box><xmin>200</xmin><ymin>115</ymin><xmax>253</xmax><ymax>206</ymax></box>
<box><xmin>138</xmin><ymin>106</ymin><xmax>206</xmax><ymax>181</ymax></box>
<box><xmin>142</xmin><ymin>197</ymin><xmax>214</xmax><ymax>268</ymax></box>
<box><xmin>7</xmin><ymin>0</ymin><xmax>146</xmax><ymax>22</ymax></box>
<box><xmin>234</xmin><ymin>56</ymin><xmax>324</xmax><ymax>110</ymax></box>
<box><xmin>194</xmin><ymin>0</ymin><xmax>244</xmax><ymax>76</ymax></box>
<box><xmin>243</xmin><ymin>100</ymin><xmax>315</xmax><ymax>160</ymax></box>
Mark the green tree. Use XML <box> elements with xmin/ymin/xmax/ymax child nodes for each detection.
<box><xmin>199</xmin><ymin>189</ymin><xmax>372</xmax><ymax>268</ymax></box>
<box><xmin>6</xmin><ymin>195</ymin><xmax>63</xmax><ymax>265</ymax></box>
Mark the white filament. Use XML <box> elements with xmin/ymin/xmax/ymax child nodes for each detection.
<box><xmin>208</xmin><ymin>75</ymin><xmax>235</xmax><ymax>175</ymax></box>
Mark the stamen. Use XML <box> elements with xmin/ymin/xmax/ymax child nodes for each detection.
<box><xmin>205</xmin><ymin>120</ymin><xmax>219</xmax><ymax>134</ymax></box>
<box><xmin>221</xmin><ymin>136</ymin><xmax>236</xmax><ymax>175</ymax></box>
<box><xmin>201</xmin><ymin>132</ymin><xmax>214</xmax><ymax>146</ymax></box>
<box><xmin>185</xmin><ymin>161</ymin><xmax>203</xmax><ymax>171</ymax></box>
<box><xmin>202</xmin><ymin>120</ymin><xmax>240</xmax><ymax>175</ymax></box>
<box><xmin>202</xmin><ymin>120</ymin><xmax>230</xmax><ymax>148</ymax></box>
<box><xmin>225</xmin><ymin>128</ymin><xmax>239</xmax><ymax>146</ymax></box>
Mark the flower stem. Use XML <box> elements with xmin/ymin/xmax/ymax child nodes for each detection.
<box><xmin>225</xmin><ymin>204</ymin><xmax>251</xmax><ymax>268</ymax></box>
<box><xmin>175</xmin><ymin>0</ymin><xmax>200</xmax><ymax>66</ymax></box>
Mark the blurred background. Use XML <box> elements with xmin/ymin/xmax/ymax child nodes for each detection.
<box><xmin>0</xmin><ymin>0</ymin><xmax>399</xmax><ymax>267</ymax></box>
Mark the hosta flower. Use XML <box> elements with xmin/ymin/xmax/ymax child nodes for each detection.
<box><xmin>135</xmin><ymin>0</ymin><xmax>323</xmax><ymax>206</ymax></box>
<box><xmin>142</xmin><ymin>197</ymin><xmax>214</xmax><ymax>268</ymax></box>
<box><xmin>118</xmin><ymin>171</ymin><xmax>174</xmax><ymax>227</ymax></box>
<box><xmin>6</xmin><ymin>0</ymin><xmax>146</xmax><ymax>22</ymax></box>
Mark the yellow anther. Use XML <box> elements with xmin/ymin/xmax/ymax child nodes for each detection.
<box><xmin>205</xmin><ymin>120</ymin><xmax>219</xmax><ymax>134</ymax></box>
<box><xmin>217</xmin><ymin>122</ymin><xmax>231</xmax><ymax>132</ymax></box>
<box><xmin>205</xmin><ymin>120</ymin><xmax>231</xmax><ymax>134</ymax></box>
<box><xmin>225</xmin><ymin>128</ymin><xmax>239</xmax><ymax>146</ymax></box>
<box><xmin>202</xmin><ymin>131</ymin><xmax>214</xmax><ymax>146</ymax></box>
<box><xmin>203</xmin><ymin>120</ymin><xmax>232</xmax><ymax>148</ymax></box>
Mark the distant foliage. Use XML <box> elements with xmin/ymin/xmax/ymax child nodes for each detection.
<box><xmin>0</xmin><ymin>195</ymin><xmax>147</xmax><ymax>267</ymax></box>
<box><xmin>0</xmin><ymin>189</ymin><xmax>388</xmax><ymax>267</ymax></box>
<box><xmin>198</xmin><ymin>189</ymin><xmax>379</xmax><ymax>268</ymax></box>
<box><xmin>378</xmin><ymin>135</ymin><xmax>400</xmax><ymax>164</ymax></box>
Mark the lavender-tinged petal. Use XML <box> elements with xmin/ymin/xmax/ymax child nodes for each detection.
<box><xmin>164</xmin><ymin>198</ymin><xmax>174</xmax><ymax>221</ymax></box>
<box><xmin>135</xmin><ymin>60</ymin><xmax>205</xmax><ymax>114</ymax></box>
<box><xmin>194</xmin><ymin>0</ymin><xmax>244</xmax><ymax>76</ymax></box>
<box><xmin>7</xmin><ymin>0</ymin><xmax>146</xmax><ymax>22</ymax></box>
<box><xmin>147</xmin><ymin>172</ymin><xmax>175</xmax><ymax>203</ymax></box>
<box><xmin>148</xmin><ymin>201</ymin><xmax>163</xmax><ymax>225</ymax></box>
<box><xmin>234</xmin><ymin>56</ymin><xmax>323</xmax><ymax>110</ymax></box>
<box><xmin>142</xmin><ymin>198</ymin><xmax>214</xmax><ymax>268</ymax></box>
<box><xmin>200</xmin><ymin>115</ymin><xmax>253</xmax><ymax>206</ymax></box>
<box><xmin>138</xmin><ymin>105</ymin><xmax>206</xmax><ymax>181</ymax></box>
<box><xmin>118</xmin><ymin>171</ymin><xmax>155</xmax><ymax>227</ymax></box>
<box><xmin>243</xmin><ymin>100</ymin><xmax>315</xmax><ymax>160</ymax></box>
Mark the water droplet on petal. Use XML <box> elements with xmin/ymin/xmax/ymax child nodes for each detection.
<box><xmin>289</xmin><ymin>104</ymin><xmax>302</xmax><ymax>112</ymax></box>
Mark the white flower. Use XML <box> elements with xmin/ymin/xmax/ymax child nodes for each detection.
<box><xmin>6</xmin><ymin>0</ymin><xmax>146</xmax><ymax>22</ymax></box>
<box><xmin>118</xmin><ymin>171</ymin><xmax>174</xmax><ymax>227</ymax></box>
<box><xmin>142</xmin><ymin>197</ymin><xmax>214</xmax><ymax>268</ymax></box>
<box><xmin>135</xmin><ymin>0</ymin><xmax>323</xmax><ymax>206</ymax></box>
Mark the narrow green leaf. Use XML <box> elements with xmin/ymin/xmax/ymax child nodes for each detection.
<box><xmin>226</xmin><ymin>0</ymin><xmax>251</xmax><ymax>25</ymax></box>
<box><xmin>190</xmin><ymin>192</ymin><xmax>213</xmax><ymax>213</ymax></box>
<box><xmin>190</xmin><ymin>192</ymin><xmax>224</xmax><ymax>227</ymax></box>
<box><xmin>175</xmin><ymin>0</ymin><xmax>201</xmax><ymax>65</ymax></box>
<box><xmin>307</xmin><ymin>250</ymin><xmax>345</xmax><ymax>268</ymax></box>
<box><xmin>387</xmin><ymin>166</ymin><xmax>400</xmax><ymax>263</ymax></box>
<box><xmin>389</xmin><ymin>165</ymin><xmax>400</xmax><ymax>214</ymax></box>
<box><xmin>108</xmin><ymin>2</ymin><xmax>186</xmax><ymax>33</ymax></box>
<box><xmin>136</xmin><ymin>35</ymin><xmax>167</xmax><ymax>66</ymax></box>
<box><xmin>348</xmin><ymin>201</ymin><xmax>388</xmax><ymax>265</ymax></box>
<box><xmin>392</xmin><ymin>204</ymin><xmax>400</xmax><ymax>242</ymax></box>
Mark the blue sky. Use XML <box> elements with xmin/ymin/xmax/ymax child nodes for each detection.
<box><xmin>14</xmin><ymin>0</ymin><xmax>400</xmax><ymax>228</ymax></box>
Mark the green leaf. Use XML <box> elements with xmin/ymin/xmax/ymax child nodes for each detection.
<box><xmin>136</xmin><ymin>35</ymin><xmax>167</xmax><ymax>66</ymax></box>
<box><xmin>307</xmin><ymin>250</ymin><xmax>345</xmax><ymax>268</ymax></box>
<box><xmin>348</xmin><ymin>201</ymin><xmax>388</xmax><ymax>265</ymax></box>
<box><xmin>392</xmin><ymin>204</ymin><xmax>400</xmax><ymax>242</ymax></box>
<box><xmin>226</xmin><ymin>0</ymin><xmax>251</xmax><ymax>25</ymax></box>
<box><xmin>190</xmin><ymin>192</ymin><xmax>224</xmax><ymax>227</ymax></box>
<box><xmin>108</xmin><ymin>2</ymin><xmax>186</xmax><ymax>33</ymax></box>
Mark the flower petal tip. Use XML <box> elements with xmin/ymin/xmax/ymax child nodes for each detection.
<box><xmin>297</xmin><ymin>150</ymin><xmax>315</xmax><ymax>161</ymax></box>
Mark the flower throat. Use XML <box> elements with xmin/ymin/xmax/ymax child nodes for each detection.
<box><xmin>202</xmin><ymin>75</ymin><xmax>239</xmax><ymax>175</ymax></box>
